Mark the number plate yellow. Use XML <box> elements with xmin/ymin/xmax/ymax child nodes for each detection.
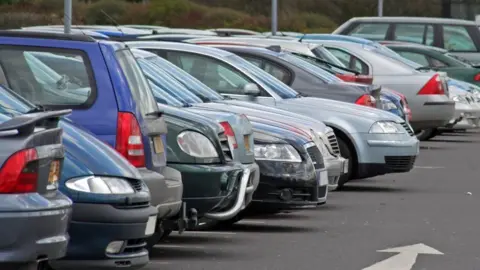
<box><xmin>48</xmin><ymin>160</ymin><xmax>60</xmax><ymax>185</ymax></box>
<box><xmin>153</xmin><ymin>136</ymin><xmax>164</xmax><ymax>154</ymax></box>
<box><xmin>244</xmin><ymin>135</ymin><xmax>250</xmax><ymax>151</ymax></box>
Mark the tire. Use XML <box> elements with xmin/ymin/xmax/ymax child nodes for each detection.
<box><xmin>416</xmin><ymin>128</ymin><xmax>435</xmax><ymax>141</ymax></box>
<box><xmin>337</xmin><ymin>137</ymin><xmax>353</xmax><ymax>189</ymax></box>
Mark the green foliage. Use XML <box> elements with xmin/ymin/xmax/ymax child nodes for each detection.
<box><xmin>85</xmin><ymin>0</ymin><xmax>126</xmax><ymax>25</ymax></box>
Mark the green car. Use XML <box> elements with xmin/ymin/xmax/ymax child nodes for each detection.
<box><xmin>386</xmin><ymin>43</ymin><xmax>480</xmax><ymax>86</ymax></box>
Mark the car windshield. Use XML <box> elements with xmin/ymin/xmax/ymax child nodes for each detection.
<box><xmin>278</xmin><ymin>52</ymin><xmax>342</xmax><ymax>83</ymax></box>
<box><xmin>368</xmin><ymin>45</ymin><xmax>423</xmax><ymax>69</ymax></box>
<box><xmin>147</xmin><ymin>80</ymin><xmax>185</xmax><ymax>107</ymax></box>
<box><xmin>146</xmin><ymin>55</ymin><xmax>224</xmax><ymax>102</ymax></box>
<box><xmin>137</xmin><ymin>58</ymin><xmax>203</xmax><ymax>105</ymax></box>
<box><xmin>444</xmin><ymin>52</ymin><xmax>476</xmax><ymax>67</ymax></box>
<box><xmin>225</xmin><ymin>54</ymin><xmax>299</xmax><ymax>99</ymax></box>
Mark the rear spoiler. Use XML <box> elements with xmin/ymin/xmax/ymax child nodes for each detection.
<box><xmin>0</xmin><ymin>109</ymin><xmax>71</xmax><ymax>135</ymax></box>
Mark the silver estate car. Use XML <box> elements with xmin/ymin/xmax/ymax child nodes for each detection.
<box><xmin>306</xmin><ymin>40</ymin><xmax>455</xmax><ymax>135</ymax></box>
<box><xmin>0</xmin><ymin>110</ymin><xmax>72</xmax><ymax>270</ymax></box>
<box><xmin>126</xmin><ymin>41</ymin><xmax>419</xmax><ymax>188</ymax></box>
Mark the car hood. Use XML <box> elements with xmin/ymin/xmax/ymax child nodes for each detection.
<box><xmin>277</xmin><ymin>97</ymin><xmax>402</xmax><ymax>122</ymax></box>
<box><xmin>60</xmin><ymin>119</ymin><xmax>142</xmax><ymax>182</ymax></box>
<box><xmin>194</xmin><ymin>101</ymin><xmax>329</xmax><ymax>134</ymax></box>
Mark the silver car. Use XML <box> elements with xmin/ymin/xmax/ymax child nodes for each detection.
<box><xmin>127</xmin><ymin>41</ymin><xmax>419</xmax><ymax>188</ymax></box>
<box><xmin>305</xmin><ymin>40</ymin><xmax>455</xmax><ymax>135</ymax></box>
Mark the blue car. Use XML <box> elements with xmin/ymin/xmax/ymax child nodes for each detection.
<box><xmin>0</xmin><ymin>31</ymin><xmax>186</xmax><ymax>267</ymax></box>
<box><xmin>0</xmin><ymin>84</ymin><xmax>158</xmax><ymax>269</ymax></box>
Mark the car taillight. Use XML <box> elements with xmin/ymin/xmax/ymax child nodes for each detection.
<box><xmin>355</xmin><ymin>94</ymin><xmax>376</xmax><ymax>108</ymax></box>
<box><xmin>417</xmin><ymin>74</ymin><xmax>444</xmax><ymax>95</ymax></box>
<box><xmin>115</xmin><ymin>112</ymin><xmax>146</xmax><ymax>168</ymax></box>
<box><xmin>336</xmin><ymin>74</ymin><xmax>357</xmax><ymax>82</ymax></box>
<box><xmin>474</xmin><ymin>73</ymin><xmax>480</xmax><ymax>81</ymax></box>
<box><xmin>356</xmin><ymin>75</ymin><xmax>373</xmax><ymax>85</ymax></box>
<box><xmin>219</xmin><ymin>121</ymin><xmax>238</xmax><ymax>149</ymax></box>
<box><xmin>0</xmin><ymin>148</ymin><xmax>38</xmax><ymax>193</ymax></box>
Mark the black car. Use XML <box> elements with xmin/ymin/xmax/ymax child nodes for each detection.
<box><xmin>213</xmin><ymin>45</ymin><xmax>381</xmax><ymax>107</ymax></box>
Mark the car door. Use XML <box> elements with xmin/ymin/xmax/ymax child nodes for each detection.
<box><xmin>154</xmin><ymin>50</ymin><xmax>277</xmax><ymax>106</ymax></box>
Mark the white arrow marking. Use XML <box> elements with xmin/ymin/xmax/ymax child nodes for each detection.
<box><xmin>362</xmin><ymin>243</ymin><xmax>443</xmax><ymax>270</ymax></box>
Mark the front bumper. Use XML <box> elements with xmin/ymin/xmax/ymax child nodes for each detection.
<box><xmin>248</xmin><ymin>159</ymin><xmax>326</xmax><ymax>210</ymax></box>
<box><xmin>324</xmin><ymin>155</ymin><xmax>348</xmax><ymax>190</ymax></box>
<box><xmin>410</xmin><ymin>97</ymin><xmax>455</xmax><ymax>131</ymax></box>
<box><xmin>138</xmin><ymin>167</ymin><xmax>183</xmax><ymax>220</ymax></box>
<box><xmin>51</xmin><ymin>203</ymin><xmax>158</xmax><ymax>270</ymax></box>
<box><xmin>169</xmin><ymin>162</ymin><xmax>259</xmax><ymax>221</ymax></box>
<box><xmin>442</xmin><ymin>102</ymin><xmax>480</xmax><ymax>130</ymax></box>
<box><xmin>0</xmin><ymin>192</ymin><xmax>71</xmax><ymax>263</ymax></box>
<box><xmin>353</xmin><ymin>132</ymin><xmax>419</xmax><ymax>179</ymax></box>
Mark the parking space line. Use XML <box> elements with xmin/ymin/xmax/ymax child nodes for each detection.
<box><xmin>154</xmin><ymin>244</ymin><xmax>205</xmax><ymax>249</ymax></box>
<box><xmin>238</xmin><ymin>220</ymin><xmax>268</xmax><ymax>224</ymax></box>
<box><xmin>179</xmin><ymin>231</ymin><xmax>237</xmax><ymax>235</ymax></box>
<box><xmin>414</xmin><ymin>166</ymin><xmax>445</xmax><ymax>169</ymax></box>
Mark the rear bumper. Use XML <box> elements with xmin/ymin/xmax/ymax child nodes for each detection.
<box><xmin>138</xmin><ymin>167</ymin><xmax>183</xmax><ymax>219</ymax></box>
<box><xmin>410</xmin><ymin>98</ymin><xmax>455</xmax><ymax>131</ymax></box>
<box><xmin>51</xmin><ymin>203</ymin><xmax>158</xmax><ymax>269</ymax></box>
<box><xmin>0</xmin><ymin>192</ymin><xmax>71</xmax><ymax>263</ymax></box>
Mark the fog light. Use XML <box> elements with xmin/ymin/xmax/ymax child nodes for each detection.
<box><xmin>106</xmin><ymin>241</ymin><xmax>125</xmax><ymax>254</ymax></box>
<box><xmin>279</xmin><ymin>188</ymin><xmax>293</xmax><ymax>201</ymax></box>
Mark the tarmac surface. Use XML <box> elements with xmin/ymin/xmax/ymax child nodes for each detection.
<box><xmin>146</xmin><ymin>131</ymin><xmax>480</xmax><ymax>270</ymax></box>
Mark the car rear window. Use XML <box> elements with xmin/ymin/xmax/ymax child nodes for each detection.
<box><xmin>349</xmin><ymin>23</ymin><xmax>389</xmax><ymax>40</ymax></box>
<box><xmin>115</xmin><ymin>49</ymin><xmax>158</xmax><ymax>115</ymax></box>
<box><xmin>0</xmin><ymin>47</ymin><xmax>95</xmax><ymax>109</ymax></box>
<box><xmin>442</xmin><ymin>25</ymin><xmax>477</xmax><ymax>52</ymax></box>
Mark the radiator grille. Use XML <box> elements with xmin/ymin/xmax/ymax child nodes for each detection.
<box><xmin>326</xmin><ymin>130</ymin><xmax>340</xmax><ymax>156</ymax></box>
<box><xmin>219</xmin><ymin>132</ymin><xmax>232</xmax><ymax>161</ymax></box>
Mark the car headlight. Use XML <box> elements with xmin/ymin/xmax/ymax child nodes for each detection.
<box><xmin>380</xmin><ymin>98</ymin><xmax>398</xmax><ymax>111</ymax></box>
<box><xmin>177</xmin><ymin>131</ymin><xmax>219</xmax><ymax>158</ymax></box>
<box><xmin>369</xmin><ymin>121</ymin><xmax>403</xmax><ymax>134</ymax></box>
<box><xmin>253</xmin><ymin>132</ymin><xmax>302</xmax><ymax>162</ymax></box>
<box><xmin>254</xmin><ymin>144</ymin><xmax>302</xmax><ymax>162</ymax></box>
<box><xmin>451</xmin><ymin>95</ymin><xmax>467</xmax><ymax>103</ymax></box>
<box><xmin>66</xmin><ymin>176</ymin><xmax>135</xmax><ymax>194</ymax></box>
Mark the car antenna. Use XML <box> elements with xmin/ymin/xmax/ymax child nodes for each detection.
<box><xmin>100</xmin><ymin>9</ymin><xmax>128</xmax><ymax>41</ymax></box>
<box><xmin>298</xmin><ymin>33</ymin><xmax>306</xmax><ymax>43</ymax></box>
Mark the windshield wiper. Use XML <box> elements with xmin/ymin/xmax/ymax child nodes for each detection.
<box><xmin>415</xmin><ymin>66</ymin><xmax>432</xmax><ymax>71</ymax></box>
<box><xmin>26</xmin><ymin>104</ymin><xmax>46</xmax><ymax>113</ymax></box>
<box><xmin>295</xmin><ymin>93</ymin><xmax>304</xmax><ymax>98</ymax></box>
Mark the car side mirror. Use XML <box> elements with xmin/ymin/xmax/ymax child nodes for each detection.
<box><xmin>243</xmin><ymin>83</ymin><xmax>260</xmax><ymax>96</ymax></box>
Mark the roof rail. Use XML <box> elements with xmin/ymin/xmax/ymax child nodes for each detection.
<box><xmin>0</xmin><ymin>30</ymin><xmax>96</xmax><ymax>42</ymax></box>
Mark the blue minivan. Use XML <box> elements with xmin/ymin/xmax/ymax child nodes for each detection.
<box><xmin>0</xmin><ymin>84</ymin><xmax>158</xmax><ymax>269</ymax></box>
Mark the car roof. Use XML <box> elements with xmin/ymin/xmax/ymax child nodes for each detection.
<box><xmin>125</xmin><ymin>41</ymin><xmax>235</xmax><ymax>58</ymax></box>
<box><xmin>343</xmin><ymin>16</ymin><xmax>477</xmax><ymax>25</ymax></box>
<box><xmin>212</xmin><ymin>45</ymin><xmax>284</xmax><ymax>56</ymax></box>
<box><xmin>0</xmin><ymin>30</ymin><xmax>97</xmax><ymax>42</ymax></box>
<box><xmin>385</xmin><ymin>43</ymin><xmax>448</xmax><ymax>53</ymax></box>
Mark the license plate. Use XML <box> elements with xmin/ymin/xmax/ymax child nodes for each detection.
<box><xmin>318</xmin><ymin>170</ymin><xmax>329</xmax><ymax>186</ymax></box>
<box><xmin>145</xmin><ymin>215</ymin><xmax>157</xmax><ymax>236</ymax></box>
<box><xmin>153</xmin><ymin>136</ymin><xmax>164</xmax><ymax>154</ymax></box>
<box><xmin>244</xmin><ymin>135</ymin><xmax>250</xmax><ymax>151</ymax></box>
<box><xmin>47</xmin><ymin>160</ymin><xmax>60</xmax><ymax>190</ymax></box>
<box><xmin>343</xmin><ymin>160</ymin><xmax>349</xmax><ymax>174</ymax></box>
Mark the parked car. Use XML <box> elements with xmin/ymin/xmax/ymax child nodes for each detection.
<box><xmin>444</xmin><ymin>79</ymin><xmax>480</xmax><ymax>131</ymax></box>
<box><xmin>307</xmin><ymin>40</ymin><xmax>455</xmax><ymax>138</ymax></box>
<box><xmin>138</xmin><ymin>34</ymin><xmax>217</xmax><ymax>43</ymax></box>
<box><xmin>207</xmin><ymin>45</ymin><xmax>383</xmax><ymax>108</ymax></box>
<box><xmin>0</xmin><ymin>61</ymin><xmax>159</xmax><ymax>270</ymax></box>
<box><xmin>134</xmin><ymin>51</ymin><xmax>327</xmax><ymax>215</ymax></box>
<box><xmin>333</xmin><ymin>16</ymin><xmax>480</xmax><ymax>63</ymax></box>
<box><xmin>385</xmin><ymin>43</ymin><xmax>480</xmax><ymax>86</ymax></box>
<box><xmin>208</xmin><ymin>28</ymin><xmax>262</xmax><ymax>36</ymax></box>
<box><xmin>0</xmin><ymin>100</ymin><xmax>71</xmax><ymax>270</ymax></box>
<box><xmin>127</xmin><ymin>41</ymin><xmax>419</xmax><ymax>188</ymax></box>
<box><xmin>0</xmin><ymin>31</ymin><xmax>188</xmax><ymax>242</ymax></box>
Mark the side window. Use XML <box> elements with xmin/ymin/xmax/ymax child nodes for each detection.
<box><xmin>394</xmin><ymin>24</ymin><xmax>426</xmax><ymax>44</ymax></box>
<box><xmin>263</xmin><ymin>62</ymin><xmax>291</xmax><ymax>84</ymax></box>
<box><xmin>428</xmin><ymin>57</ymin><xmax>448</xmax><ymax>68</ymax></box>
<box><xmin>0</xmin><ymin>47</ymin><xmax>94</xmax><ymax>108</ymax></box>
<box><xmin>164</xmin><ymin>51</ymin><xmax>256</xmax><ymax>95</ymax></box>
<box><xmin>242</xmin><ymin>56</ymin><xmax>263</xmax><ymax>67</ymax></box>
<box><xmin>397</xmin><ymin>51</ymin><xmax>430</xmax><ymax>67</ymax></box>
<box><xmin>443</xmin><ymin>25</ymin><xmax>477</xmax><ymax>52</ymax></box>
<box><xmin>327</xmin><ymin>48</ymin><xmax>369</xmax><ymax>75</ymax></box>
<box><xmin>425</xmin><ymin>25</ymin><xmax>434</xmax><ymax>46</ymax></box>
<box><xmin>349</xmin><ymin>23</ymin><xmax>389</xmax><ymax>40</ymax></box>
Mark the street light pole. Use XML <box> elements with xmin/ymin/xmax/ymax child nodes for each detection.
<box><xmin>271</xmin><ymin>0</ymin><xmax>278</xmax><ymax>36</ymax></box>
<box><xmin>378</xmin><ymin>0</ymin><xmax>384</xmax><ymax>17</ymax></box>
<box><xmin>64</xmin><ymin>0</ymin><xmax>72</xmax><ymax>34</ymax></box>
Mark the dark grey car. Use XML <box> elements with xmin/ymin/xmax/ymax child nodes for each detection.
<box><xmin>0</xmin><ymin>109</ymin><xmax>72</xmax><ymax>270</ymax></box>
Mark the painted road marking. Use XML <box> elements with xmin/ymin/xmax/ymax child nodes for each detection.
<box><xmin>362</xmin><ymin>243</ymin><xmax>443</xmax><ymax>270</ymax></box>
<box><xmin>414</xmin><ymin>166</ymin><xmax>445</xmax><ymax>169</ymax></box>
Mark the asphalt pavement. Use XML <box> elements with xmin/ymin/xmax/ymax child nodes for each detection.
<box><xmin>146</xmin><ymin>131</ymin><xmax>480</xmax><ymax>270</ymax></box>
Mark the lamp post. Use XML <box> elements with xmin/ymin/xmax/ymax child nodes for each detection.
<box><xmin>64</xmin><ymin>0</ymin><xmax>72</xmax><ymax>34</ymax></box>
<box><xmin>271</xmin><ymin>0</ymin><xmax>278</xmax><ymax>35</ymax></box>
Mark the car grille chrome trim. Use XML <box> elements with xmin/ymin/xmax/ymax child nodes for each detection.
<box><xmin>305</xmin><ymin>143</ymin><xmax>324</xmax><ymax>169</ymax></box>
<box><xmin>325</xmin><ymin>130</ymin><xmax>341</xmax><ymax>156</ymax></box>
<box><xmin>400</xmin><ymin>122</ymin><xmax>414</xmax><ymax>136</ymax></box>
<box><xmin>218</xmin><ymin>132</ymin><xmax>232</xmax><ymax>161</ymax></box>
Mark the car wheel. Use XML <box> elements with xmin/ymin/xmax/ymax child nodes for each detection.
<box><xmin>337</xmin><ymin>137</ymin><xmax>353</xmax><ymax>189</ymax></box>
<box><xmin>416</xmin><ymin>129</ymin><xmax>435</xmax><ymax>141</ymax></box>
